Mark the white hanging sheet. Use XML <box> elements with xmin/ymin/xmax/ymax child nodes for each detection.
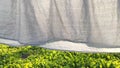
<box><xmin>0</xmin><ymin>0</ymin><xmax>120</xmax><ymax>52</ymax></box>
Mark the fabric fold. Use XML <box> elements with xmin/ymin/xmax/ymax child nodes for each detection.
<box><xmin>0</xmin><ymin>0</ymin><xmax>120</xmax><ymax>51</ymax></box>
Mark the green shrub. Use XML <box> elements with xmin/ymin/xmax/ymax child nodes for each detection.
<box><xmin>0</xmin><ymin>44</ymin><xmax>120</xmax><ymax>68</ymax></box>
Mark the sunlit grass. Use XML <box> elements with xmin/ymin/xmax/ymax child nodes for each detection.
<box><xmin>0</xmin><ymin>44</ymin><xmax>120</xmax><ymax>68</ymax></box>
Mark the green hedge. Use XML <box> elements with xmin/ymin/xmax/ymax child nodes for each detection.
<box><xmin>0</xmin><ymin>44</ymin><xmax>120</xmax><ymax>68</ymax></box>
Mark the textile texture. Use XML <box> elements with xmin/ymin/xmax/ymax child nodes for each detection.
<box><xmin>0</xmin><ymin>0</ymin><xmax>120</xmax><ymax>52</ymax></box>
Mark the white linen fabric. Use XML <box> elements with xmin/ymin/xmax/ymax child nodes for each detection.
<box><xmin>0</xmin><ymin>0</ymin><xmax>120</xmax><ymax>52</ymax></box>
